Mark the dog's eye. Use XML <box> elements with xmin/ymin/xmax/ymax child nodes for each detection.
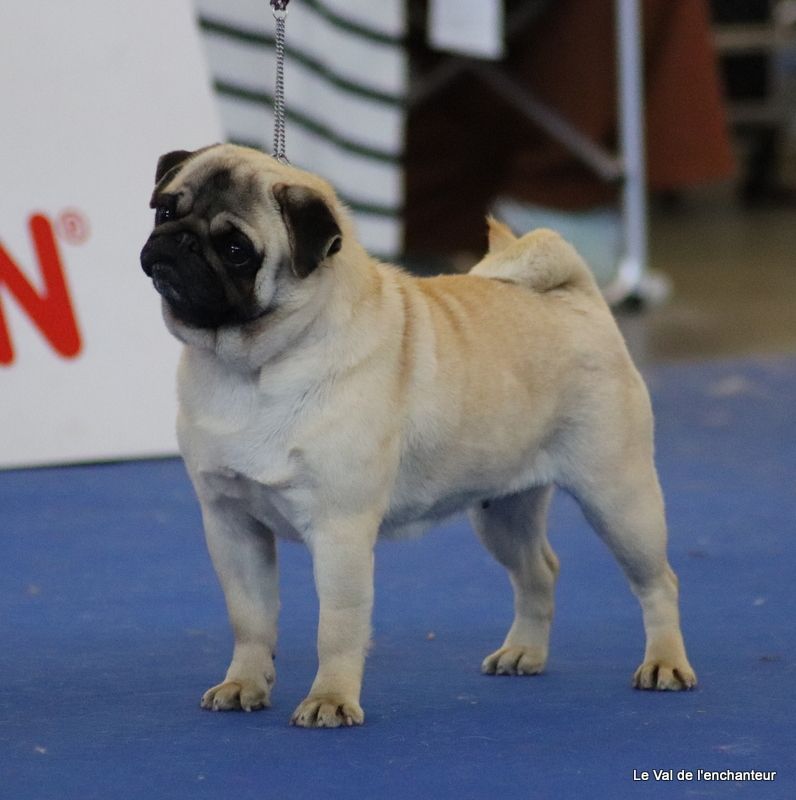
<box><xmin>225</xmin><ymin>242</ymin><xmax>248</xmax><ymax>265</ymax></box>
<box><xmin>155</xmin><ymin>205</ymin><xmax>174</xmax><ymax>225</ymax></box>
<box><xmin>217</xmin><ymin>231</ymin><xmax>254</xmax><ymax>267</ymax></box>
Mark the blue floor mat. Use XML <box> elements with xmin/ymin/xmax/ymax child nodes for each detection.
<box><xmin>1</xmin><ymin>355</ymin><xmax>794</xmax><ymax>799</ymax></box>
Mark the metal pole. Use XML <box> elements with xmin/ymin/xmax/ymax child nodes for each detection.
<box><xmin>613</xmin><ymin>0</ymin><xmax>648</xmax><ymax>299</ymax></box>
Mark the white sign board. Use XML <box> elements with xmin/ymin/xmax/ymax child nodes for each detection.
<box><xmin>0</xmin><ymin>1</ymin><xmax>223</xmax><ymax>468</ymax></box>
<box><xmin>428</xmin><ymin>0</ymin><xmax>505</xmax><ymax>60</ymax></box>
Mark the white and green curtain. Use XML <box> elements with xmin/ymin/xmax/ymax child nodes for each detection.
<box><xmin>194</xmin><ymin>0</ymin><xmax>407</xmax><ymax>258</ymax></box>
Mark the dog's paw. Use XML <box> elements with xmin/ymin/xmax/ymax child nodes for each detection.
<box><xmin>201</xmin><ymin>678</ymin><xmax>271</xmax><ymax>712</ymax></box>
<box><xmin>633</xmin><ymin>660</ymin><xmax>697</xmax><ymax>691</ymax></box>
<box><xmin>482</xmin><ymin>645</ymin><xmax>546</xmax><ymax>676</ymax></box>
<box><xmin>290</xmin><ymin>694</ymin><xmax>364</xmax><ymax>729</ymax></box>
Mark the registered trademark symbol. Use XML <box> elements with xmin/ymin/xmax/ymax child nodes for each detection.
<box><xmin>56</xmin><ymin>208</ymin><xmax>90</xmax><ymax>245</ymax></box>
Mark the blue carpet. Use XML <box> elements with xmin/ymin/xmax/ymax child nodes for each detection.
<box><xmin>1</xmin><ymin>355</ymin><xmax>794</xmax><ymax>799</ymax></box>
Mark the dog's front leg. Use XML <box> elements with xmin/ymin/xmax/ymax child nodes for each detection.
<box><xmin>291</xmin><ymin>518</ymin><xmax>376</xmax><ymax>728</ymax></box>
<box><xmin>199</xmin><ymin>498</ymin><xmax>279</xmax><ymax>712</ymax></box>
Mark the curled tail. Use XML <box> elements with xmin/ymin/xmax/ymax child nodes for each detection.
<box><xmin>470</xmin><ymin>216</ymin><xmax>598</xmax><ymax>294</ymax></box>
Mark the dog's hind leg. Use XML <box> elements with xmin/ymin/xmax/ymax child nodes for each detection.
<box><xmin>562</xmin><ymin>396</ymin><xmax>697</xmax><ymax>691</ymax></box>
<box><xmin>470</xmin><ymin>485</ymin><xmax>559</xmax><ymax>676</ymax></box>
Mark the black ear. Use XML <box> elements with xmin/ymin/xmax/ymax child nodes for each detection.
<box><xmin>273</xmin><ymin>184</ymin><xmax>343</xmax><ymax>279</ymax></box>
<box><xmin>154</xmin><ymin>150</ymin><xmax>194</xmax><ymax>184</ymax></box>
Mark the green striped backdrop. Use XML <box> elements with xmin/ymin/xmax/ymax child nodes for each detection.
<box><xmin>195</xmin><ymin>0</ymin><xmax>407</xmax><ymax>258</ymax></box>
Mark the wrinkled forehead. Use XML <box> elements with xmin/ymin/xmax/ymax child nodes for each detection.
<box><xmin>156</xmin><ymin>157</ymin><xmax>273</xmax><ymax>223</ymax></box>
<box><xmin>150</xmin><ymin>145</ymin><xmax>341</xmax><ymax>247</ymax></box>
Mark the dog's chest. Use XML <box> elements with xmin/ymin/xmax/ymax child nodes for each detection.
<box><xmin>201</xmin><ymin>467</ymin><xmax>309</xmax><ymax>542</ymax></box>
<box><xmin>177</xmin><ymin>354</ymin><xmax>313</xmax><ymax>541</ymax></box>
<box><xmin>187</xmin><ymin>435</ymin><xmax>312</xmax><ymax>543</ymax></box>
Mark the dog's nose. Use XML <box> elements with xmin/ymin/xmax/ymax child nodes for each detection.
<box><xmin>177</xmin><ymin>231</ymin><xmax>199</xmax><ymax>254</ymax></box>
<box><xmin>140</xmin><ymin>239</ymin><xmax>156</xmax><ymax>276</ymax></box>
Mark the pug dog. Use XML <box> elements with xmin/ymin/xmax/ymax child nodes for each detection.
<box><xmin>140</xmin><ymin>143</ymin><xmax>696</xmax><ymax>728</ymax></box>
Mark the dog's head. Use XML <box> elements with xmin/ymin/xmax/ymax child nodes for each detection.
<box><xmin>140</xmin><ymin>144</ymin><xmax>344</xmax><ymax>338</ymax></box>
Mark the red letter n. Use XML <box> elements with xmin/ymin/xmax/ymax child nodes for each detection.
<box><xmin>0</xmin><ymin>214</ymin><xmax>82</xmax><ymax>366</ymax></box>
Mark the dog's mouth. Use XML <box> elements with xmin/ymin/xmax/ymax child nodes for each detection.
<box><xmin>147</xmin><ymin>260</ymin><xmax>270</xmax><ymax>330</ymax></box>
<box><xmin>146</xmin><ymin>260</ymin><xmax>227</xmax><ymax>327</ymax></box>
<box><xmin>150</xmin><ymin>262</ymin><xmax>186</xmax><ymax>306</ymax></box>
<box><xmin>141</xmin><ymin>237</ymin><xmax>268</xmax><ymax>330</ymax></box>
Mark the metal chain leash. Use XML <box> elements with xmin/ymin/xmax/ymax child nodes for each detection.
<box><xmin>271</xmin><ymin>0</ymin><xmax>290</xmax><ymax>163</ymax></box>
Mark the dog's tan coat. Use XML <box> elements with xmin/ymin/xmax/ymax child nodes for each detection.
<box><xmin>153</xmin><ymin>145</ymin><xmax>695</xmax><ymax>728</ymax></box>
